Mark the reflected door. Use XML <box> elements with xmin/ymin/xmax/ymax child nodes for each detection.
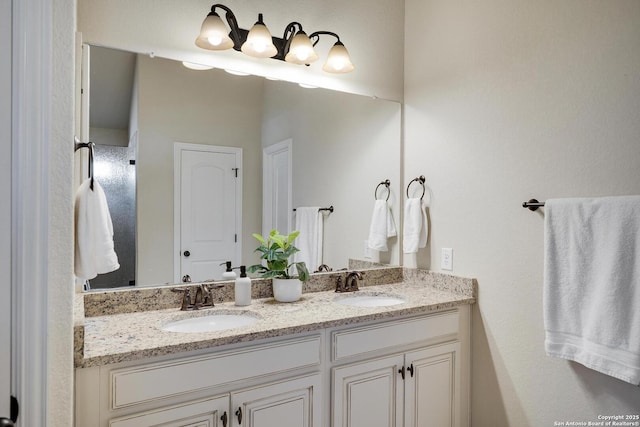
<box><xmin>174</xmin><ymin>143</ymin><xmax>242</xmax><ymax>282</ymax></box>
<box><xmin>263</xmin><ymin>139</ymin><xmax>292</xmax><ymax>235</ymax></box>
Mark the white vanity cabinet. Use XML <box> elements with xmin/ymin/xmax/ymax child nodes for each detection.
<box><xmin>75</xmin><ymin>306</ymin><xmax>470</xmax><ymax>427</ymax></box>
<box><xmin>330</xmin><ymin>309</ymin><xmax>469</xmax><ymax>427</ymax></box>
<box><xmin>75</xmin><ymin>335</ymin><xmax>323</xmax><ymax>427</ymax></box>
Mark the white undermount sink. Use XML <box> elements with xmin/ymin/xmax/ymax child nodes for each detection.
<box><xmin>334</xmin><ymin>294</ymin><xmax>407</xmax><ymax>308</ymax></box>
<box><xmin>162</xmin><ymin>312</ymin><xmax>259</xmax><ymax>333</ymax></box>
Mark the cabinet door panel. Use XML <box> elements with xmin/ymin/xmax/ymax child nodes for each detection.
<box><xmin>109</xmin><ymin>395</ymin><xmax>229</xmax><ymax>427</ymax></box>
<box><xmin>231</xmin><ymin>374</ymin><xmax>321</xmax><ymax>427</ymax></box>
<box><xmin>332</xmin><ymin>354</ymin><xmax>404</xmax><ymax>427</ymax></box>
<box><xmin>405</xmin><ymin>342</ymin><xmax>460</xmax><ymax>427</ymax></box>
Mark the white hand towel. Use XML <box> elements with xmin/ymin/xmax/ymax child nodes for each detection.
<box><xmin>403</xmin><ymin>198</ymin><xmax>428</xmax><ymax>254</ymax></box>
<box><xmin>293</xmin><ymin>207</ymin><xmax>323</xmax><ymax>272</ymax></box>
<box><xmin>74</xmin><ymin>178</ymin><xmax>120</xmax><ymax>280</ymax></box>
<box><xmin>368</xmin><ymin>200</ymin><xmax>397</xmax><ymax>252</ymax></box>
<box><xmin>544</xmin><ymin>196</ymin><xmax>640</xmax><ymax>385</ymax></box>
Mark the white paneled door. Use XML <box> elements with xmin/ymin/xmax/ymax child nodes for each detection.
<box><xmin>262</xmin><ymin>139</ymin><xmax>292</xmax><ymax>235</ymax></box>
<box><xmin>1</xmin><ymin>0</ymin><xmax>12</xmax><ymax>423</ymax></box>
<box><xmin>174</xmin><ymin>143</ymin><xmax>242</xmax><ymax>283</ymax></box>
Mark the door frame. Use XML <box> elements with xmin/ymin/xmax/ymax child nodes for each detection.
<box><xmin>173</xmin><ymin>142</ymin><xmax>242</xmax><ymax>283</ymax></box>
<box><xmin>10</xmin><ymin>0</ymin><xmax>52</xmax><ymax>424</ymax></box>
<box><xmin>262</xmin><ymin>139</ymin><xmax>293</xmax><ymax>235</ymax></box>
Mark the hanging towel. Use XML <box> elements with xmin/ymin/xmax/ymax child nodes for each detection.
<box><xmin>74</xmin><ymin>178</ymin><xmax>120</xmax><ymax>280</ymax></box>
<box><xmin>293</xmin><ymin>207</ymin><xmax>323</xmax><ymax>273</ymax></box>
<box><xmin>544</xmin><ymin>196</ymin><xmax>640</xmax><ymax>385</ymax></box>
<box><xmin>403</xmin><ymin>198</ymin><xmax>428</xmax><ymax>254</ymax></box>
<box><xmin>368</xmin><ymin>200</ymin><xmax>397</xmax><ymax>252</ymax></box>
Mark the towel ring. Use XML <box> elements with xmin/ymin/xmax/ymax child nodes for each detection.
<box><xmin>406</xmin><ymin>175</ymin><xmax>426</xmax><ymax>200</ymax></box>
<box><xmin>375</xmin><ymin>179</ymin><xmax>391</xmax><ymax>201</ymax></box>
<box><xmin>74</xmin><ymin>138</ymin><xmax>95</xmax><ymax>191</ymax></box>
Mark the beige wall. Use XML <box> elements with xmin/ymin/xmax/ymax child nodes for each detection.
<box><xmin>136</xmin><ymin>56</ymin><xmax>264</xmax><ymax>285</ymax></box>
<box><xmin>49</xmin><ymin>0</ymin><xmax>76</xmax><ymax>425</ymax></box>
<box><xmin>262</xmin><ymin>81</ymin><xmax>402</xmax><ymax>268</ymax></box>
<box><xmin>404</xmin><ymin>0</ymin><xmax>640</xmax><ymax>424</ymax></box>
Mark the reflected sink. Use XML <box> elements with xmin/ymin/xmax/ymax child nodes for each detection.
<box><xmin>334</xmin><ymin>294</ymin><xmax>406</xmax><ymax>307</ymax></box>
<box><xmin>162</xmin><ymin>312</ymin><xmax>260</xmax><ymax>333</ymax></box>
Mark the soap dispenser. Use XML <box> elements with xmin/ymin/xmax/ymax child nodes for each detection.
<box><xmin>234</xmin><ymin>266</ymin><xmax>251</xmax><ymax>306</ymax></box>
<box><xmin>221</xmin><ymin>261</ymin><xmax>237</xmax><ymax>280</ymax></box>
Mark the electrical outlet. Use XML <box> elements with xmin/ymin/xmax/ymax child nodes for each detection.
<box><xmin>441</xmin><ymin>248</ymin><xmax>453</xmax><ymax>271</ymax></box>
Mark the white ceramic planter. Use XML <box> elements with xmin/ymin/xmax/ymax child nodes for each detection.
<box><xmin>272</xmin><ymin>278</ymin><xmax>302</xmax><ymax>302</ymax></box>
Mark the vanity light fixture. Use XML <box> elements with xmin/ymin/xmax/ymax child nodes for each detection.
<box><xmin>196</xmin><ymin>4</ymin><xmax>355</xmax><ymax>73</ymax></box>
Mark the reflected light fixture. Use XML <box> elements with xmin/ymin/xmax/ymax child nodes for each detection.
<box><xmin>182</xmin><ymin>61</ymin><xmax>215</xmax><ymax>70</ymax></box>
<box><xmin>195</xmin><ymin>4</ymin><xmax>354</xmax><ymax>73</ymax></box>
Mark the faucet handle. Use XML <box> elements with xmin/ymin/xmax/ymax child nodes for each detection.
<box><xmin>171</xmin><ymin>287</ymin><xmax>192</xmax><ymax>310</ymax></box>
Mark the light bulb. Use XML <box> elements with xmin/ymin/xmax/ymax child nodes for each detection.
<box><xmin>241</xmin><ymin>14</ymin><xmax>278</xmax><ymax>58</ymax></box>
<box><xmin>322</xmin><ymin>41</ymin><xmax>354</xmax><ymax>73</ymax></box>
<box><xmin>208</xmin><ymin>35</ymin><xmax>223</xmax><ymax>46</ymax></box>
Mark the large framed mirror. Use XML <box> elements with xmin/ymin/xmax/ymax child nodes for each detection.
<box><xmin>82</xmin><ymin>45</ymin><xmax>401</xmax><ymax>289</ymax></box>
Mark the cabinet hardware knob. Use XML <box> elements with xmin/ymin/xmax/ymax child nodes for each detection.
<box><xmin>183</xmin><ymin>250</ymin><xmax>191</xmax><ymax>257</ymax></box>
<box><xmin>398</xmin><ymin>365</ymin><xmax>405</xmax><ymax>380</ymax></box>
<box><xmin>236</xmin><ymin>407</ymin><xmax>242</xmax><ymax>424</ymax></box>
<box><xmin>407</xmin><ymin>363</ymin><xmax>414</xmax><ymax>377</ymax></box>
<box><xmin>220</xmin><ymin>411</ymin><xmax>228</xmax><ymax>427</ymax></box>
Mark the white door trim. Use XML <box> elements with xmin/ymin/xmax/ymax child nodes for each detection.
<box><xmin>173</xmin><ymin>142</ymin><xmax>242</xmax><ymax>283</ymax></box>
<box><xmin>11</xmin><ymin>0</ymin><xmax>51</xmax><ymax>424</ymax></box>
<box><xmin>262</xmin><ymin>139</ymin><xmax>293</xmax><ymax>235</ymax></box>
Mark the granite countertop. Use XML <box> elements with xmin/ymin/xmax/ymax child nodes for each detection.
<box><xmin>75</xmin><ymin>268</ymin><xmax>476</xmax><ymax>368</ymax></box>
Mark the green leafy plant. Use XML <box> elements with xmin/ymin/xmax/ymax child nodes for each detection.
<box><xmin>247</xmin><ymin>229</ymin><xmax>310</xmax><ymax>282</ymax></box>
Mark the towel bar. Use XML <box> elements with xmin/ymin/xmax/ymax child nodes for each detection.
<box><xmin>522</xmin><ymin>199</ymin><xmax>545</xmax><ymax>211</ymax></box>
<box><xmin>406</xmin><ymin>175</ymin><xmax>426</xmax><ymax>200</ymax></box>
<box><xmin>293</xmin><ymin>206</ymin><xmax>334</xmax><ymax>213</ymax></box>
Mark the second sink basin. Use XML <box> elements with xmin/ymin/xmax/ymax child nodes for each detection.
<box><xmin>334</xmin><ymin>293</ymin><xmax>406</xmax><ymax>308</ymax></box>
<box><xmin>162</xmin><ymin>312</ymin><xmax>260</xmax><ymax>333</ymax></box>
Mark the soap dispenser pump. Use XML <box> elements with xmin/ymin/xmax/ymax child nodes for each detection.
<box><xmin>234</xmin><ymin>266</ymin><xmax>251</xmax><ymax>306</ymax></box>
<box><xmin>221</xmin><ymin>261</ymin><xmax>237</xmax><ymax>280</ymax></box>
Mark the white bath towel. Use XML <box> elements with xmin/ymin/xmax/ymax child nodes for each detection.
<box><xmin>544</xmin><ymin>196</ymin><xmax>640</xmax><ymax>385</ymax></box>
<box><xmin>403</xmin><ymin>198</ymin><xmax>428</xmax><ymax>254</ymax></box>
<box><xmin>74</xmin><ymin>178</ymin><xmax>120</xmax><ymax>280</ymax></box>
<box><xmin>368</xmin><ymin>200</ymin><xmax>397</xmax><ymax>252</ymax></box>
<box><xmin>293</xmin><ymin>207</ymin><xmax>323</xmax><ymax>272</ymax></box>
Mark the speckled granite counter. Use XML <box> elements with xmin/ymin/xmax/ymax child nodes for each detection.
<box><xmin>74</xmin><ymin>267</ymin><xmax>476</xmax><ymax>368</ymax></box>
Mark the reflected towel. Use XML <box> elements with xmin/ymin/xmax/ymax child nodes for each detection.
<box><xmin>293</xmin><ymin>207</ymin><xmax>323</xmax><ymax>272</ymax></box>
<box><xmin>368</xmin><ymin>200</ymin><xmax>397</xmax><ymax>252</ymax></box>
<box><xmin>403</xmin><ymin>198</ymin><xmax>428</xmax><ymax>254</ymax></box>
<box><xmin>74</xmin><ymin>178</ymin><xmax>120</xmax><ymax>280</ymax></box>
<box><xmin>544</xmin><ymin>196</ymin><xmax>640</xmax><ymax>385</ymax></box>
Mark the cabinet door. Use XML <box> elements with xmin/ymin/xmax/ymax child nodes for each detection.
<box><xmin>109</xmin><ymin>395</ymin><xmax>229</xmax><ymax>427</ymax></box>
<box><xmin>404</xmin><ymin>342</ymin><xmax>461</xmax><ymax>427</ymax></box>
<box><xmin>332</xmin><ymin>354</ymin><xmax>404</xmax><ymax>427</ymax></box>
<box><xmin>230</xmin><ymin>374</ymin><xmax>321</xmax><ymax>427</ymax></box>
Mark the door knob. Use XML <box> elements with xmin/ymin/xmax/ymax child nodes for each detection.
<box><xmin>183</xmin><ymin>250</ymin><xmax>191</xmax><ymax>257</ymax></box>
<box><xmin>0</xmin><ymin>418</ymin><xmax>15</xmax><ymax>427</ymax></box>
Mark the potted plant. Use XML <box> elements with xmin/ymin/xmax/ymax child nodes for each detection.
<box><xmin>247</xmin><ymin>229</ymin><xmax>310</xmax><ymax>302</ymax></box>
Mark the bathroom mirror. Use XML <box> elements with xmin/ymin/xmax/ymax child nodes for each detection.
<box><xmin>84</xmin><ymin>45</ymin><xmax>401</xmax><ymax>289</ymax></box>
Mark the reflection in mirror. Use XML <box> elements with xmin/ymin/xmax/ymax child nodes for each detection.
<box><xmin>84</xmin><ymin>46</ymin><xmax>401</xmax><ymax>289</ymax></box>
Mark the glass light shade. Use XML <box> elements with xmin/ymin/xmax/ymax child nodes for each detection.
<box><xmin>241</xmin><ymin>22</ymin><xmax>277</xmax><ymax>58</ymax></box>
<box><xmin>284</xmin><ymin>31</ymin><xmax>319</xmax><ymax>65</ymax></box>
<box><xmin>323</xmin><ymin>42</ymin><xmax>355</xmax><ymax>73</ymax></box>
<box><xmin>181</xmin><ymin>61</ymin><xmax>215</xmax><ymax>71</ymax></box>
<box><xmin>195</xmin><ymin>12</ymin><xmax>234</xmax><ymax>50</ymax></box>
